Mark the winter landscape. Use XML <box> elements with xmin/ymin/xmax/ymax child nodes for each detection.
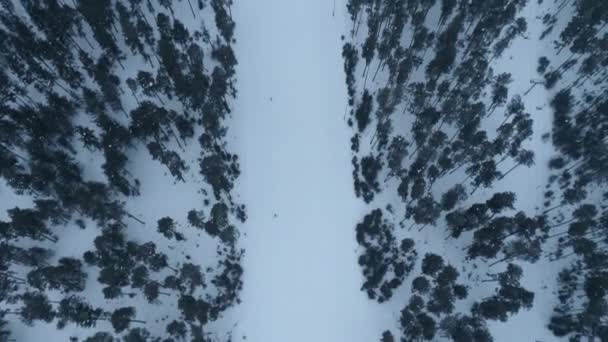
<box><xmin>0</xmin><ymin>0</ymin><xmax>606</xmax><ymax>341</ymax></box>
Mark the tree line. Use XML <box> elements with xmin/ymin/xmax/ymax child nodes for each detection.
<box><xmin>344</xmin><ymin>0</ymin><xmax>607</xmax><ymax>341</ymax></box>
<box><xmin>0</xmin><ymin>0</ymin><xmax>243</xmax><ymax>341</ymax></box>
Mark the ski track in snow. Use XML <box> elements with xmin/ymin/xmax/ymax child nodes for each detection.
<box><xmin>230</xmin><ymin>0</ymin><xmax>391</xmax><ymax>341</ymax></box>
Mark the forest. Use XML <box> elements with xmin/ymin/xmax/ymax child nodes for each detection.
<box><xmin>0</xmin><ymin>0</ymin><xmax>244</xmax><ymax>341</ymax></box>
<box><xmin>0</xmin><ymin>0</ymin><xmax>607</xmax><ymax>341</ymax></box>
<box><xmin>344</xmin><ymin>0</ymin><xmax>608</xmax><ymax>341</ymax></box>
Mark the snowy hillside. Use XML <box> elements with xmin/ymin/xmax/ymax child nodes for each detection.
<box><xmin>0</xmin><ymin>0</ymin><xmax>243</xmax><ymax>341</ymax></box>
<box><xmin>343</xmin><ymin>0</ymin><xmax>608</xmax><ymax>341</ymax></box>
<box><xmin>0</xmin><ymin>0</ymin><xmax>607</xmax><ymax>342</ymax></box>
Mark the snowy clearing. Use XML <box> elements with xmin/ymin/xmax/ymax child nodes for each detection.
<box><xmin>230</xmin><ymin>0</ymin><xmax>391</xmax><ymax>341</ymax></box>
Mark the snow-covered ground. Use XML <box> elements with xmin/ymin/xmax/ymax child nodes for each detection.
<box><xmin>0</xmin><ymin>1</ymin><xmax>239</xmax><ymax>340</ymax></box>
<box><xmin>342</xmin><ymin>0</ymin><xmax>576</xmax><ymax>341</ymax></box>
<box><xmin>1</xmin><ymin>0</ymin><xmax>593</xmax><ymax>341</ymax></box>
<box><xmin>229</xmin><ymin>0</ymin><xmax>392</xmax><ymax>341</ymax></box>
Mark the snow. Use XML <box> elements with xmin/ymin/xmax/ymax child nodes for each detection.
<box><xmin>341</xmin><ymin>0</ymin><xmax>578</xmax><ymax>341</ymax></box>
<box><xmin>0</xmin><ymin>0</ymin><xmax>595</xmax><ymax>341</ymax></box>
<box><xmin>0</xmin><ymin>1</ymin><xmax>239</xmax><ymax>340</ymax></box>
<box><xmin>229</xmin><ymin>0</ymin><xmax>391</xmax><ymax>341</ymax></box>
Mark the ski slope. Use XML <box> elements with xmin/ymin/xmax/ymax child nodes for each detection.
<box><xmin>230</xmin><ymin>0</ymin><xmax>391</xmax><ymax>341</ymax></box>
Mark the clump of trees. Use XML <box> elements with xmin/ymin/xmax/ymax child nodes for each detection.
<box><xmin>0</xmin><ymin>0</ymin><xmax>244</xmax><ymax>340</ymax></box>
<box><xmin>344</xmin><ymin>0</ymin><xmax>607</xmax><ymax>340</ymax></box>
<box><xmin>356</xmin><ymin>209</ymin><xmax>417</xmax><ymax>302</ymax></box>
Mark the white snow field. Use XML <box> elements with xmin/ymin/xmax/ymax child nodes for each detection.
<box><xmin>230</xmin><ymin>0</ymin><xmax>391</xmax><ymax>341</ymax></box>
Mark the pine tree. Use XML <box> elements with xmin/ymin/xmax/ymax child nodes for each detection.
<box><xmin>111</xmin><ymin>307</ymin><xmax>145</xmax><ymax>333</ymax></box>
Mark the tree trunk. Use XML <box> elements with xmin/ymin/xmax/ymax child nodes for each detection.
<box><xmin>155</xmin><ymin>92</ymin><xmax>166</xmax><ymax>106</ymax></box>
<box><xmin>115</xmin><ymin>57</ymin><xmax>126</xmax><ymax>71</ymax></box>
<box><xmin>130</xmin><ymin>90</ymin><xmax>141</xmax><ymax>105</ymax></box>
<box><xmin>554</xmin><ymin>0</ymin><xmax>574</xmax><ymax>19</ymax></box>
<box><xmin>120</xmin><ymin>106</ymin><xmax>129</xmax><ymax>118</ymax></box>
<box><xmin>43</xmin><ymin>234</ymin><xmax>58</xmax><ymax>243</ymax></box>
<box><xmin>459</xmin><ymin>174</ymin><xmax>472</xmax><ymax>186</ymax></box>
<box><xmin>362</xmin><ymin>64</ymin><xmax>371</xmax><ymax>89</ymax></box>
<box><xmin>408</xmin><ymin>143</ymin><xmax>421</xmax><ymax>160</ymax></box>
<box><xmin>2</xmin><ymin>311</ymin><xmax>21</xmax><ymax>315</ymax></box>
<box><xmin>543</xmin><ymin>203</ymin><xmax>565</xmax><ymax>214</ymax></box>
<box><xmin>369</xmin><ymin>129</ymin><xmax>377</xmax><ymax>147</ymax></box>
<box><xmin>564</xmin><ymin>159</ymin><xmax>584</xmax><ymax>173</ymax></box>
<box><xmin>486</xmin><ymin>103</ymin><xmax>497</xmax><ymax>117</ymax></box>
<box><xmin>0</xmin><ymin>143</ymin><xmax>29</xmax><ymax>162</ymax></box>
<box><xmin>470</xmin><ymin>182</ymin><xmax>481</xmax><ymax>195</ymax></box>
<box><xmin>372</xmin><ymin>59</ymin><xmax>384</xmax><ymax>81</ymax></box>
<box><xmin>546</xmin><ymin>230</ymin><xmax>570</xmax><ymax>239</ymax></box>
<box><xmin>351</xmin><ymin>12</ymin><xmax>359</xmax><ymax>36</ymax></box>
<box><xmin>66</xmin><ymin>33</ymin><xmax>87</xmax><ymax>54</ymax></box>
<box><xmin>136</xmin><ymin>7</ymin><xmax>153</xmax><ymax>28</ymax></box>
<box><xmin>0</xmin><ymin>272</ymin><xmax>26</xmax><ymax>283</ymax></box>
<box><xmin>496</xmin><ymin>113</ymin><xmax>513</xmax><ymax>131</ymax></box>
<box><xmin>126</xmin><ymin>212</ymin><xmax>145</xmax><ymax>225</ymax></box>
<box><xmin>566</xmin><ymin>74</ymin><xmax>586</xmax><ymax>91</ymax></box>
<box><xmin>489</xmin><ymin>256</ymin><xmax>510</xmax><ymax>267</ymax></box>
<box><xmin>167</xmin><ymin>126</ymin><xmax>185</xmax><ymax>151</ymax></box>
<box><xmin>546</xmin><ymin>217</ymin><xmax>577</xmax><ymax>230</ymax></box>
<box><xmin>449</xmin><ymin>126</ymin><xmax>462</xmax><ymax>144</ymax></box>
<box><xmin>448</xmin><ymin>162</ymin><xmax>465</xmax><ymax>175</ymax></box>
<box><xmin>186</xmin><ymin>0</ymin><xmax>196</xmax><ymax>18</ymax></box>
<box><xmin>354</xmin><ymin>13</ymin><xmax>363</xmax><ymax>37</ymax></box>
<box><xmin>499</xmin><ymin>163</ymin><xmax>520</xmax><ymax>180</ymax></box>
<box><xmin>408</xmin><ymin>221</ymin><xmax>416</xmax><ymax>231</ymax></box>
<box><xmin>551</xmin><ymin>251</ymin><xmax>577</xmax><ymax>262</ymax></box>
<box><xmin>110</xmin><ymin>20</ymin><xmax>120</xmax><ymax>38</ymax></box>
<box><xmin>12</xmin><ymin>94</ymin><xmax>30</xmax><ymax>108</ymax></box>
<box><xmin>523</xmin><ymin>82</ymin><xmax>539</xmax><ymax>96</ymax></box>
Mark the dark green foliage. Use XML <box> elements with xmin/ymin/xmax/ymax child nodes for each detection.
<box><xmin>400</xmin><ymin>308</ymin><xmax>437</xmax><ymax>341</ymax></box>
<box><xmin>441</xmin><ymin>185</ymin><xmax>467</xmax><ymax>211</ymax></box>
<box><xmin>421</xmin><ymin>254</ymin><xmax>443</xmax><ymax>277</ymax></box>
<box><xmin>412</xmin><ymin>276</ymin><xmax>431</xmax><ymax>294</ymax></box>
<box><xmin>19</xmin><ymin>291</ymin><xmax>55</xmax><ymax>325</ymax></box>
<box><xmin>83</xmin><ymin>332</ymin><xmax>115</xmax><ymax>342</ymax></box>
<box><xmin>27</xmin><ymin>257</ymin><xmax>86</xmax><ymax>293</ymax></box>
<box><xmin>199</xmin><ymin>151</ymin><xmax>240</xmax><ymax>200</ymax></box>
<box><xmin>157</xmin><ymin>216</ymin><xmax>184</xmax><ymax>241</ymax></box>
<box><xmin>343</xmin><ymin>43</ymin><xmax>359</xmax><ymax>104</ymax></box>
<box><xmin>166</xmin><ymin>320</ymin><xmax>187</xmax><ymax>340</ymax></box>
<box><xmin>57</xmin><ymin>296</ymin><xmax>104</xmax><ymax>329</ymax></box>
<box><xmin>123</xmin><ymin>327</ymin><xmax>150</xmax><ymax>342</ymax></box>
<box><xmin>440</xmin><ymin>314</ymin><xmax>493</xmax><ymax>342</ymax></box>
<box><xmin>380</xmin><ymin>330</ymin><xmax>394</xmax><ymax>342</ymax></box>
<box><xmin>211</xmin><ymin>0</ymin><xmax>235</xmax><ymax>42</ymax></box>
<box><xmin>355</xmin><ymin>90</ymin><xmax>373</xmax><ymax>132</ymax></box>
<box><xmin>356</xmin><ymin>209</ymin><xmax>417</xmax><ymax>302</ymax></box>
<box><xmin>209</xmin><ymin>248</ymin><xmax>244</xmax><ymax>320</ymax></box>
<box><xmin>179</xmin><ymin>263</ymin><xmax>205</xmax><ymax>294</ymax></box>
<box><xmin>178</xmin><ymin>295</ymin><xmax>209</xmax><ymax>325</ymax></box>
<box><xmin>357</xmin><ymin>154</ymin><xmax>383</xmax><ymax>203</ymax></box>
<box><xmin>474</xmin><ymin>263</ymin><xmax>534</xmax><ymax>321</ymax></box>
<box><xmin>426</xmin><ymin>14</ymin><xmax>463</xmax><ymax>81</ymax></box>
<box><xmin>111</xmin><ymin>307</ymin><xmax>143</xmax><ymax>333</ymax></box>
<box><xmin>0</xmin><ymin>1</ymin><xmax>243</xmax><ymax>340</ymax></box>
